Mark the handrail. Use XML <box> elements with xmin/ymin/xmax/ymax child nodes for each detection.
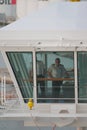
<box><xmin>37</xmin><ymin>77</ymin><xmax>74</xmax><ymax>81</ymax></box>
<box><xmin>24</xmin><ymin>78</ymin><xmax>74</xmax><ymax>82</ymax></box>
<box><xmin>0</xmin><ymin>77</ymin><xmax>74</xmax><ymax>84</ymax></box>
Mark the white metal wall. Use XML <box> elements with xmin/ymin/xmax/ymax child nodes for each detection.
<box><xmin>0</xmin><ymin>0</ymin><xmax>87</xmax><ymax>20</ymax></box>
<box><xmin>17</xmin><ymin>0</ymin><xmax>38</xmax><ymax>18</ymax></box>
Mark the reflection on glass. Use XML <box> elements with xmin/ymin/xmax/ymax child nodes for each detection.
<box><xmin>78</xmin><ymin>52</ymin><xmax>87</xmax><ymax>103</ymax></box>
<box><xmin>0</xmin><ymin>53</ymin><xmax>18</xmax><ymax>105</ymax></box>
<box><xmin>36</xmin><ymin>52</ymin><xmax>75</xmax><ymax>103</ymax></box>
<box><xmin>36</xmin><ymin>55</ymin><xmax>46</xmax><ymax>97</ymax></box>
<box><xmin>7</xmin><ymin>52</ymin><xmax>33</xmax><ymax>103</ymax></box>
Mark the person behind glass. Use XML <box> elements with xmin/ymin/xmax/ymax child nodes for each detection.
<box><xmin>29</xmin><ymin>59</ymin><xmax>46</xmax><ymax>96</ymax></box>
<box><xmin>48</xmin><ymin>58</ymin><xmax>69</xmax><ymax>98</ymax></box>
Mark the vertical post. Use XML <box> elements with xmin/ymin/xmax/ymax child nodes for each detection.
<box><xmin>1</xmin><ymin>77</ymin><xmax>4</xmax><ymax>105</ymax></box>
<box><xmin>33</xmin><ymin>49</ymin><xmax>37</xmax><ymax>104</ymax></box>
<box><xmin>3</xmin><ymin>75</ymin><xmax>6</xmax><ymax>104</ymax></box>
<box><xmin>74</xmin><ymin>48</ymin><xmax>78</xmax><ymax>105</ymax></box>
<box><xmin>1</xmin><ymin>75</ymin><xmax>6</xmax><ymax>105</ymax></box>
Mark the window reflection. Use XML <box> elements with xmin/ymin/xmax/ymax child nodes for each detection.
<box><xmin>0</xmin><ymin>53</ymin><xmax>18</xmax><ymax>104</ymax></box>
<box><xmin>36</xmin><ymin>52</ymin><xmax>75</xmax><ymax>103</ymax></box>
<box><xmin>7</xmin><ymin>52</ymin><xmax>33</xmax><ymax>103</ymax></box>
<box><xmin>78</xmin><ymin>52</ymin><xmax>87</xmax><ymax>103</ymax></box>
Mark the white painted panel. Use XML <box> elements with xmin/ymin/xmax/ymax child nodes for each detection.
<box><xmin>38</xmin><ymin>1</ymin><xmax>49</xmax><ymax>9</ymax></box>
<box><xmin>17</xmin><ymin>0</ymin><xmax>38</xmax><ymax>18</ymax></box>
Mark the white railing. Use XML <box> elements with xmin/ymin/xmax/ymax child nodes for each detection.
<box><xmin>1</xmin><ymin>76</ymin><xmax>6</xmax><ymax>105</ymax></box>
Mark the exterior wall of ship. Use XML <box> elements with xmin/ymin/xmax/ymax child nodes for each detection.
<box><xmin>0</xmin><ymin>120</ymin><xmax>77</xmax><ymax>130</ymax></box>
<box><xmin>16</xmin><ymin>0</ymin><xmax>83</xmax><ymax>19</ymax></box>
<box><xmin>38</xmin><ymin>1</ymin><xmax>49</xmax><ymax>9</ymax></box>
<box><xmin>49</xmin><ymin>0</ymin><xmax>66</xmax><ymax>2</ymax></box>
<box><xmin>17</xmin><ymin>0</ymin><xmax>38</xmax><ymax>18</ymax></box>
<box><xmin>0</xmin><ymin>0</ymin><xmax>86</xmax><ymax>21</ymax></box>
<box><xmin>16</xmin><ymin>0</ymin><xmax>67</xmax><ymax>18</ymax></box>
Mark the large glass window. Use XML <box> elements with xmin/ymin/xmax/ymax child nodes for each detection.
<box><xmin>36</xmin><ymin>52</ymin><xmax>75</xmax><ymax>103</ymax></box>
<box><xmin>78</xmin><ymin>52</ymin><xmax>87</xmax><ymax>103</ymax></box>
<box><xmin>0</xmin><ymin>52</ymin><xmax>18</xmax><ymax>105</ymax></box>
<box><xmin>6</xmin><ymin>52</ymin><xmax>33</xmax><ymax>103</ymax></box>
<box><xmin>6</xmin><ymin>51</ymin><xmax>75</xmax><ymax>104</ymax></box>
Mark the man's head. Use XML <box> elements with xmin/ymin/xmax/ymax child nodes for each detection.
<box><xmin>55</xmin><ymin>58</ymin><xmax>60</xmax><ymax>65</ymax></box>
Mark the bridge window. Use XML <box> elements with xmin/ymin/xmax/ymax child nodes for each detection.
<box><xmin>6</xmin><ymin>52</ymin><xmax>33</xmax><ymax>103</ymax></box>
<box><xmin>78</xmin><ymin>52</ymin><xmax>87</xmax><ymax>103</ymax></box>
<box><xmin>36</xmin><ymin>52</ymin><xmax>75</xmax><ymax>103</ymax></box>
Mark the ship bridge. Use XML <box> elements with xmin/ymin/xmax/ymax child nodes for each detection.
<box><xmin>0</xmin><ymin>2</ymin><xmax>87</xmax><ymax>128</ymax></box>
